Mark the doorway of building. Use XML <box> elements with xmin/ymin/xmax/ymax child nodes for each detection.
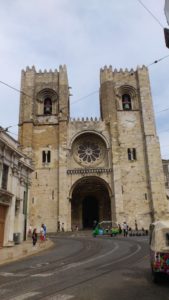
<box><xmin>0</xmin><ymin>205</ymin><xmax>7</xmax><ymax>247</ymax></box>
<box><xmin>71</xmin><ymin>176</ymin><xmax>112</xmax><ymax>230</ymax></box>
<box><xmin>82</xmin><ymin>196</ymin><xmax>99</xmax><ymax>228</ymax></box>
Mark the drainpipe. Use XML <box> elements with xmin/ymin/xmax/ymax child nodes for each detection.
<box><xmin>23</xmin><ymin>176</ymin><xmax>28</xmax><ymax>241</ymax></box>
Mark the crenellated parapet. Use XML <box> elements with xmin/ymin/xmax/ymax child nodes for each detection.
<box><xmin>21</xmin><ymin>65</ymin><xmax>68</xmax><ymax>84</ymax></box>
<box><xmin>68</xmin><ymin>117</ymin><xmax>106</xmax><ymax>134</ymax></box>
<box><xmin>100</xmin><ymin>65</ymin><xmax>114</xmax><ymax>83</ymax></box>
<box><xmin>22</xmin><ymin>65</ymin><xmax>67</xmax><ymax>75</ymax></box>
<box><xmin>69</xmin><ymin>117</ymin><xmax>101</xmax><ymax>124</ymax></box>
<box><xmin>100</xmin><ymin>65</ymin><xmax>147</xmax><ymax>84</ymax></box>
<box><xmin>59</xmin><ymin>65</ymin><xmax>68</xmax><ymax>85</ymax></box>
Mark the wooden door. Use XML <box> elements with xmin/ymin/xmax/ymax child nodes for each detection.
<box><xmin>0</xmin><ymin>205</ymin><xmax>7</xmax><ymax>247</ymax></box>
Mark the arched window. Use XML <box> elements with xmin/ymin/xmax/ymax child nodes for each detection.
<box><xmin>122</xmin><ymin>94</ymin><xmax>132</xmax><ymax>110</ymax></box>
<box><xmin>44</xmin><ymin>98</ymin><xmax>52</xmax><ymax>115</ymax></box>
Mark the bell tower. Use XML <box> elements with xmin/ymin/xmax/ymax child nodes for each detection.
<box><xmin>18</xmin><ymin>65</ymin><xmax>70</xmax><ymax>231</ymax></box>
<box><xmin>99</xmin><ymin>65</ymin><xmax>168</xmax><ymax>224</ymax></box>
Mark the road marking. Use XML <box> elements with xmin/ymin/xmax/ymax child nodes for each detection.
<box><xmin>97</xmin><ymin>243</ymin><xmax>142</xmax><ymax>269</ymax></box>
<box><xmin>26</xmin><ymin>242</ymin><xmax>119</xmax><ymax>278</ymax></box>
<box><xmin>12</xmin><ymin>292</ymin><xmax>41</xmax><ymax>300</ymax></box>
<box><xmin>58</xmin><ymin>242</ymin><xmax>119</xmax><ymax>272</ymax></box>
<box><xmin>31</xmin><ymin>273</ymin><xmax>53</xmax><ymax>277</ymax></box>
<box><xmin>0</xmin><ymin>272</ymin><xmax>26</xmax><ymax>277</ymax></box>
<box><xmin>30</xmin><ymin>262</ymin><xmax>49</xmax><ymax>269</ymax></box>
<box><xmin>0</xmin><ymin>272</ymin><xmax>15</xmax><ymax>277</ymax></box>
<box><xmin>45</xmin><ymin>294</ymin><xmax>74</xmax><ymax>300</ymax></box>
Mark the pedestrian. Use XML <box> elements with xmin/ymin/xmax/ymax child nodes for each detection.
<box><xmin>135</xmin><ymin>220</ymin><xmax>138</xmax><ymax>231</ymax></box>
<box><xmin>122</xmin><ymin>221</ymin><xmax>128</xmax><ymax>237</ymax></box>
<box><xmin>57</xmin><ymin>221</ymin><xmax>60</xmax><ymax>232</ymax></box>
<box><xmin>42</xmin><ymin>223</ymin><xmax>47</xmax><ymax>240</ymax></box>
<box><xmin>93</xmin><ymin>220</ymin><xmax>98</xmax><ymax>230</ymax></box>
<box><xmin>32</xmin><ymin>228</ymin><xmax>38</xmax><ymax>246</ymax></box>
<box><xmin>118</xmin><ymin>224</ymin><xmax>122</xmax><ymax>234</ymax></box>
<box><xmin>61</xmin><ymin>223</ymin><xmax>64</xmax><ymax>232</ymax></box>
<box><xmin>40</xmin><ymin>224</ymin><xmax>45</xmax><ymax>242</ymax></box>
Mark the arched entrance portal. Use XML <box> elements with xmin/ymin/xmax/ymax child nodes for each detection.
<box><xmin>71</xmin><ymin>177</ymin><xmax>112</xmax><ymax>230</ymax></box>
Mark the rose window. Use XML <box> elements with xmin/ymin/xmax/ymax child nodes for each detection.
<box><xmin>72</xmin><ymin>133</ymin><xmax>106</xmax><ymax>166</ymax></box>
<box><xmin>77</xmin><ymin>142</ymin><xmax>101</xmax><ymax>163</ymax></box>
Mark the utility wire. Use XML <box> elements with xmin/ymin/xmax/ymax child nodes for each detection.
<box><xmin>147</xmin><ymin>54</ymin><xmax>169</xmax><ymax>67</ymax></box>
<box><xmin>71</xmin><ymin>90</ymin><xmax>99</xmax><ymax>105</ymax></box>
<box><xmin>0</xmin><ymin>79</ymin><xmax>98</xmax><ymax>107</ymax></box>
<box><xmin>0</xmin><ymin>54</ymin><xmax>168</xmax><ymax>105</ymax></box>
<box><xmin>147</xmin><ymin>54</ymin><xmax>169</xmax><ymax>114</ymax></box>
<box><xmin>136</xmin><ymin>2</ymin><xmax>169</xmax><ymax>114</ymax></box>
<box><xmin>156</xmin><ymin>107</ymin><xmax>169</xmax><ymax>114</ymax></box>
<box><xmin>0</xmin><ymin>53</ymin><xmax>169</xmax><ymax>114</ymax></box>
<box><xmin>0</xmin><ymin>52</ymin><xmax>169</xmax><ymax>104</ymax></box>
<box><xmin>159</xmin><ymin>128</ymin><xmax>169</xmax><ymax>133</ymax></box>
<box><xmin>137</xmin><ymin>0</ymin><xmax>164</xmax><ymax>28</ymax></box>
<box><xmin>0</xmin><ymin>80</ymin><xmax>26</xmax><ymax>96</ymax></box>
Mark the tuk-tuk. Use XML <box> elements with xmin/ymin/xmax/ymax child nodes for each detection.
<box><xmin>93</xmin><ymin>221</ymin><xmax>119</xmax><ymax>237</ymax></box>
<box><xmin>149</xmin><ymin>220</ymin><xmax>169</xmax><ymax>282</ymax></box>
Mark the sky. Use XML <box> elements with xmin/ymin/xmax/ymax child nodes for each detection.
<box><xmin>0</xmin><ymin>0</ymin><xmax>169</xmax><ymax>158</ymax></box>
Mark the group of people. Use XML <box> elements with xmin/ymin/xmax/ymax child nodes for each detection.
<box><xmin>30</xmin><ymin>220</ymin><xmax>139</xmax><ymax>244</ymax></box>
<box><xmin>119</xmin><ymin>220</ymin><xmax>138</xmax><ymax>237</ymax></box>
<box><xmin>57</xmin><ymin>221</ymin><xmax>65</xmax><ymax>232</ymax></box>
<box><xmin>31</xmin><ymin>223</ymin><xmax>47</xmax><ymax>246</ymax></box>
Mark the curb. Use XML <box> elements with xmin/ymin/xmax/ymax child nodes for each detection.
<box><xmin>0</xmin><ymin>239</ymin><xmax>54</xmax><ymax>266</ymax></box>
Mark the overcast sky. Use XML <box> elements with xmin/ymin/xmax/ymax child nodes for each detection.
<box><xmin>0</xmin><ymin>0</ymin><xmax>169</xmax><ymax>158</ymax></box>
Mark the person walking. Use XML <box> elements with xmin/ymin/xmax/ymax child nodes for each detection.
<box><xmin>42</xmin><ymin>223</ymin><xmax>47</xmax><ymax>240</ymax></box>
<box><xmin>61</xmin><ymin>223</ymin><xmax>64</xmax><ymax>232</ymax></box>
<box><xmin>122</xmin><ymin>221</ymin><xmax>128</xmax><ymax>237</ymax></box>
<box><xmin>40</xmin><ymin>224</ymin><xmax>45</xmax><ymax>242</ymax></box>
<box><xmin>57</xmin><ymin>221</ymin><xmax>60</xmax><ymax>232</ymax></box>
<box><xmin>32</xmin><ymin>228</ymin><xmax>38</xmax><ymax>246</ymax></box>
<box><xmin>93</xmin><ymin>220</ymin><xmax>98</xmax><ymax>230</ymax></box>
<box><xmin>118</xmin><ymin>223</ymin><xmax>122</xmax><ymax>234</ymax></box>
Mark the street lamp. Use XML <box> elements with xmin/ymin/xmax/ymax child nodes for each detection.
<box><xmin>165</xmin><ymin>0</ymin><xmax>169</xmax><ymax>25</ymax></box>
<box><xmin>164</xmin><ymin>0</ymin><xmax>169</xmax><ymax>48</ymax></box>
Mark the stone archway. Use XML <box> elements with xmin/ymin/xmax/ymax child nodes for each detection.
<box><xmin>71</xmin><ymin>176</ymin><xmax>112</xmax><ymax>230</ymax></box>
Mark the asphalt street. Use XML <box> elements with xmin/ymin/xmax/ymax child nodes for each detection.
<box><xmin>0</xmin><ymin>232</ymin><xmax>169</xmax><ymax>300</ymax></box>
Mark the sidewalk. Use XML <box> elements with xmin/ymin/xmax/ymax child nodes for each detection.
<box><xmin>0</xmin><ymin>238</ymin><xmax>54</xmax><ymax>266</ymax></box>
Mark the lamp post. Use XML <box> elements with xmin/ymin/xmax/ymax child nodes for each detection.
<box><xmin>164</xmin><ymin>0</ymin><xmax>169</xmax><ymax>48</ymax></box>
<box><xmin>165</xmin><ymin>0</ymin><xmax>169</xmax><ymax>25</ymax></box>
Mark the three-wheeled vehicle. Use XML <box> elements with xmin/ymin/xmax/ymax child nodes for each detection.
<box><xmin>93</xmin><ymin>221</ymin><xmax>119</xmax><ymax>237</ymax></box>
<box><xmin>149</xmin><ymin>220</ymin><xmax>169</xmax><ymax>282</ymax></box>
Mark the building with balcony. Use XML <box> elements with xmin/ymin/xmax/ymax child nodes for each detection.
<box><xmin>0</xmin><ymin>127</ymin><xmax>33</xmax><ymax>247</ymax></box>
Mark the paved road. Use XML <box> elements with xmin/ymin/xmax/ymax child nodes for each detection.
<box><xmin>0</xmin><ymin>233</ymin><xmax>168</xmax><ymax>300</ymax></box>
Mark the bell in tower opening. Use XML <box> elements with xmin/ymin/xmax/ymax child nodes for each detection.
<box><xmin>44</xmin><ymin>97</ymin><xmax>52</xmax><ymax>115</ymax></box>
<box><xmin>122</xmin><ymin>94</ymin><xmax>132</xmax><ymax>110</ymax></box>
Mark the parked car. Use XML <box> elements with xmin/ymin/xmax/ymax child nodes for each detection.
<box><xmin>149</xmin><ymin>220</ymin><xmax>169</xmax><ymax>283</ymax></box>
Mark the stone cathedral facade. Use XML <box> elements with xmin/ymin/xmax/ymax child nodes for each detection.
<box><xmin>18</xmin><ymin>65</ymin><xmax>168</xmax><ymax>232</ymax></box>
